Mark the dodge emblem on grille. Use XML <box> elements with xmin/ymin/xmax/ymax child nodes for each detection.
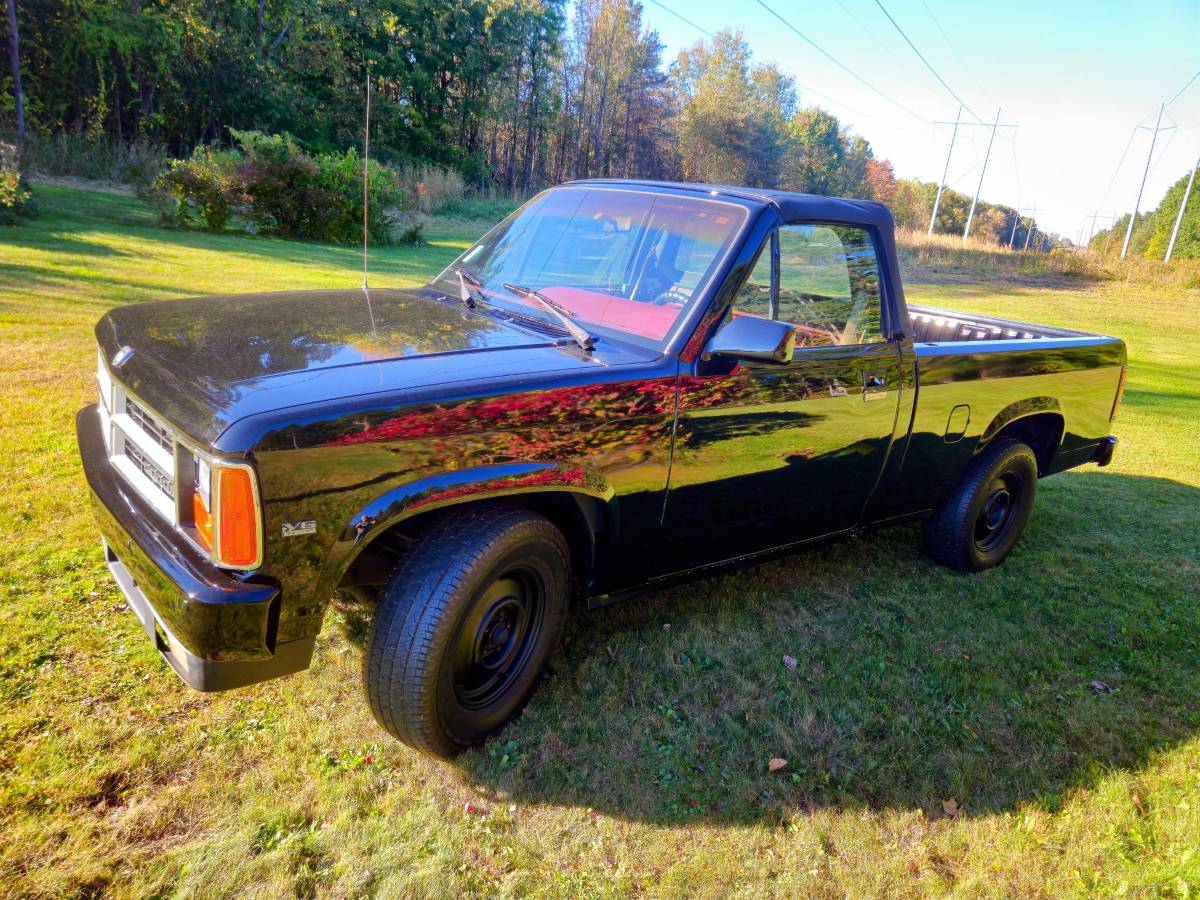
<box><xmin>111</xmin><ymin>345</ymin><xmax>135</xmax><ymax>368</ymax></box>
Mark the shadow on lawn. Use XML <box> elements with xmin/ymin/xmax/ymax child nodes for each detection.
<box><xmin>443</xmin><ymin>470</ymin><xmax>1200</xmax><ymax>825</ymax></box>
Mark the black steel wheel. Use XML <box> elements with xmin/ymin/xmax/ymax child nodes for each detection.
<box><xmin>451</xmin><ymin>567</ymin><xmax>546</xmax><ymax>711</ymax></box>
<box><xmin>924</xmin><ymin>438</ymin><xmax>1038</xmax><ymax>572</ymax></box>
<box><xmin>365</xmin><ymin>505</ymin><xmax>569</xmax><ymax>757</ymax></box>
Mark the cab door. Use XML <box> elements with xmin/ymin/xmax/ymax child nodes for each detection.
<box><xmin>660</xmin><ymin>221</ymin><xmax>903</xmax><ymax>573</ymax></box>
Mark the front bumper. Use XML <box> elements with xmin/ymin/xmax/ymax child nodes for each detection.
<box><xmin>77</xmin><ymin>405</ymin><xmax>314</xmax><ymax>691</ymax></box>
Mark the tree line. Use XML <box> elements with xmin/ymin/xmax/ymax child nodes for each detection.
<box><xmin>4</xmin><ymin>0</ymin><xmax>1046</xmax><ymax>246</ymax></box>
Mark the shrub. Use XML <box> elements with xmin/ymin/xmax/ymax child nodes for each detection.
<box><xmin>151</xmin><ymin>130</ymin><xmax>414</xmax><ymax>244</ymax></box>
<box><xmin>154</xmin><ymin>146</ymin><xmax>239</xmax><ymax>230</ymax></box>
<box><xmin>310</xmin><ymin>146</ymin><xmax>406</xmax><ymax>244</ymax></box>
<box><xmin>0</xmin><ymin>143</ymin><xmax>38</xmax><ymax>225</ymax></box>
<box><xmin>230</xmin><ymin>129</ymin><xmax>323</xmax><ymax>237</ymax></box>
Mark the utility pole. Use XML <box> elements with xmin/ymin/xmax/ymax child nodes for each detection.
<box><xmin>1103</xmin><ymin>222</ymin><xmax>1117</xmax><ymax>257</ymax></box>
<box><xmin>1022</xmin><ymin>205</ymin><xmax>1040</xmax><ymax>251</ymax></box>
<box><xmin>929</xmin><ymin>106</ymin><xmax>961</xmax><ymax>237</ymax></box>
<box><xmin>1008</xmin><ymin>210</ymin><xmax>1020</xmax><ymax>248</ymax></box>
<box><xmin>964</xmin><ymin>107</ymin><xmax>1002</xmax><ymax>242</ymax></box>
<box><xmin>1083</xmin><ymin>211</ymin><xmax>1116</xmax><ymax>253</ymax></box>
<box><xmin>1165</xmin><ymin>153</ymin><xmax>1199</xmax><ymax>262</ymax></box>
<box><xmin>1084</xmin><ymin>211</ymin><xmax>1102</xmax><ymax>248</ymax></box>
<box><xmin>1121</xmin><ymin>102</ymin><xmax>1165</xmax><ymax>259</ymax></box>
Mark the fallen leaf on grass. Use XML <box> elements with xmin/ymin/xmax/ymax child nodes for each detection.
<box><xmin>768</xmin><ymin>758</ymin><xmax>788</xmax><ymax>772</ymax></box>
<box><xmin>1132</xmin><ymin>793</ymin><xmax>1146</xmax><ymax>816</ymax></box>
<box><xmin>782</xmin><ymin>655</ymin><xmax>798</xmax><ymax>671</ymax></box>
<box><xmin>1090</xmin><ymin>680</ymin><xmax>1114</xmax><ymax>693</ymax></box>
<box><xmin>942</xmin><ymin>798</ymin><xmax>960</xmax><ymax>817</ymax></box>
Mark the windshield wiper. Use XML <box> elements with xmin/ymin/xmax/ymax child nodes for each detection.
<box><xmin>502</xmin><ymin>283</ymin><xmax>595</xmax><ymax>352</ymax></box>
<box><xmin>452</xmin><ymin>265</ymin><xmax>484</xmax><ymax>309</ymax></box>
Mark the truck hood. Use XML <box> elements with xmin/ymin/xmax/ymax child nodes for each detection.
<box><xmin>95</xmin><ymin>288</ymin><xmax>653</xmax><ymax>450</ymax></box>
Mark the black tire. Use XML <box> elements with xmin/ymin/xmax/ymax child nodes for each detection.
<box><xmin>365</xmin><ymin>505</ymin><xmax>570</xmax><ymax>757</ymax></box>
<box><xmin>923</xmin><ymin>438</ymin><xmax>1038</xmax><ymax>572</ymax></box>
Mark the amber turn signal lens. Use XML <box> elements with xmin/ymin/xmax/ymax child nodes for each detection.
<box><xmin>216</xmin><ymin>466</ymin><xmax>259</xmax><ymax>568</ymax></box>
<box><xmin>193</xmin><ymin>491</ymin><xmax>213</xmax><ymax>549</ymax></box>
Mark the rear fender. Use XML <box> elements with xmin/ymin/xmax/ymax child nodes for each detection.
<box><xmin>979</xmin><ymin>398</ymin><xmax>1063</xmax><ymax>444</ymax></box>
<box><xmin>977</xmin><ymin>398</ymin><xmax>1065</xmax><ymax>473</ymax></box>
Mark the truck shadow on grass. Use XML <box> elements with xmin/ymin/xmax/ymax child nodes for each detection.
<box><xmin>435</xmin><ymin>469</ymin><xmax>1199</xmax><ymax>825</ymax></box>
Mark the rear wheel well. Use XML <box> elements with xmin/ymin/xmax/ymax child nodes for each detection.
<box><xmin>338</xmin><ymin>493</ymin><xmax>604</xmax><ymax>602</ymax></box>
<box><xmin>986</xmin><ymin>412</ymin><xmax>1064</xmax><ymax>475</ymax></box>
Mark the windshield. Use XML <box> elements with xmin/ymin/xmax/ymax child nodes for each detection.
<box><xmin>430</xmin><ymin>187</ymin><xmax>748</xmax><ymax>350</ymax></box>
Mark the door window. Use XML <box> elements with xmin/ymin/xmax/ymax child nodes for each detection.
<box><xmin>734</xmin><ymin>240</ymin><xmax>774</xmax><ymax>319</ymax></box>
<box><xmin>734</xmin><ymin>224</ymin><xmax>885</xmax><ymax>348</ymax></box>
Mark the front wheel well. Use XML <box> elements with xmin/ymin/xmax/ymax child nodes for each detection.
<box><xmin>984</xmin><ymin>412</ymin><xmax>1064</xmax><ymax>475</ymax></box>
<box><xmin>338</xmin><ymin>493</ymin><xmax>605</xmax><ymax>601</ymax></box>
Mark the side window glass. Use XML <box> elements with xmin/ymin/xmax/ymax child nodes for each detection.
<box><xmin>733</xmin><ymin>241</ymin><xmax>774</xmax><ymax>320</ymax></box>
<box><xmin>776</xmin><ymin>224</ymin><xmax>883</xmax><ymax>347</ymax></box>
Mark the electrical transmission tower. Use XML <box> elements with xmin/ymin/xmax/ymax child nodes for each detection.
<box><xmin>1083</xmin><ymin>211</ymin><xmax>1116</xmax><ymax>253</ymax></box>
<box><xmin>1021</xmin><ymin>206</ymin><xmax>1041</xmax><ymax>251</ymax></box>
<box><xmin>928</xmin><ymin>108</ymin><xmax>1016</xmax><ymax>241</ymax></box>
<box><xmin>1165</xmin><ymin>152</ymin><xmax>1199</xmax><ymax>262</ymax></box>
<box><xmin>1010</xmin><ymin>205</ymin><xmax>1039</xmax><ymax>249</ymax></box>
<box><xmin>1120</xmin><ymin>103</ymin><xmax>1176</xmax><ymax>259</ymax></box>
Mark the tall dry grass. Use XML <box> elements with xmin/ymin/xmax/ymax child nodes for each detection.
<box><xmin>404</xmin><ymin>163</ymin><xmax>468</xmax><ymax>214</ymax></box>
<box><xmin>897</xmin><ymin>227</ymin><xmax>1200</xmax><ymax>289</ymax></box>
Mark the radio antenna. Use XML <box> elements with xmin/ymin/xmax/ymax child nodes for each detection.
<box><xmin>361</xmin><ymin>69</ymin><xmax>371</xmax><ymax>290</ymax></box>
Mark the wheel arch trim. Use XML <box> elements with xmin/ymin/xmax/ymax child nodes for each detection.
<box><xmin>332</xmin><ymin>462</ymin><xmax>615</xmax><ymax>583</ymax></box>
<box><xmin>976</xmin><ymin>398</ymin><xmax>1065</xmax><ymax>473</ymax></box>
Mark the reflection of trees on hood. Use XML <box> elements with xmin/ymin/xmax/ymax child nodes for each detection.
<box><xmin>119</xmin><ymin>289</ymin><xmax>504</xmax><ymax>390</ymax></box>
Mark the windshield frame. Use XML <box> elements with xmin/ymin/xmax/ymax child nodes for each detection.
<box><xmin>430</xmin><ymin>185</ymin><xmax>757</xmax><ymax>354</ymax></box>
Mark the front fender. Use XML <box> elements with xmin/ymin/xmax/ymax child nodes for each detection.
<box><xmin>335</xmin><ymin>460</ymin><xmax>615</xmax><ymax>558</ymax></box>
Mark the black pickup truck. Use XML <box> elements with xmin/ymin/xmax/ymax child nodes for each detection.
<box><xmin>77</xmin><ymin>180</ymin><xmax>1127</xmax><ymax>756</ymax></box>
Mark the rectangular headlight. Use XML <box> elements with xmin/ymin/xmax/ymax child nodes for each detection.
<box><xmin>96</xmin><ymin>350</ymin><xmax>114</xmax><ymax>411</ymax></box>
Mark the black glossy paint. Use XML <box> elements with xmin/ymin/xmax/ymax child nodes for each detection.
<box><xmin>80</xmin><ymin>180</ymin><xmax>1128</xmax><ymax>689</ymax></box>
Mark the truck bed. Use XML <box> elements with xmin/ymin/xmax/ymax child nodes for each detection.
<box><xmin>908</xmin><ymin>304</ymin><xmax>1094</xmax><ymax>343</ymax></box>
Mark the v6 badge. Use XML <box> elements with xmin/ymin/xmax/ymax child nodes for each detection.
<box><xmin>282</xmin><ymin>520</ymin><xmax>317</xmax><ymax>538</ymax></box>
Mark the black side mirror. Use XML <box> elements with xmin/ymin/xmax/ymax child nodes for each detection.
<box><xmin>702</xmin><ymin>315</ymin><xmax>796</xmax><ymax>364</ymax></box>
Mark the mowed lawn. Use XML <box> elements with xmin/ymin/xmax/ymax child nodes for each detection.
<box><xmin>1</xmin><ymin>184</ymin><xmax>1198</xmax><ymax>898</ymax></box>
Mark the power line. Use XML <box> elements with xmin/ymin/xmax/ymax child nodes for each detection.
<box><xmin>948</xmin><ymin>156</ymin><xmax>983</xmax><ymax>190</ymax></box>
<box><xmin>648</xmin><ymin>0</ymin><xmax>927</xmax><ymax>139</ymax></box>
<box><xmin>645</xmin><ymin>0</ymin><xmax>713</xmax><ymax>38</ymax></box>
<box><xmin>918</xmin><ymin>0</ymin><xmax>994</xmax><ymax>109</ymax></box>
<box><xmin>1166</xmin><ymin>67</ymin><xmax>1200</xmax><ymax>108</ymax></box>
<box><xmin>830</xmin><ymin>0</ymin><xmax>931</xmax><ymax>88</ymax></box>
<box><xmin>793</xmin><ymin>80</ymin><xmax>931</xmax><ymax>138</ymax></box>
<box><xmin>1009</xmin><ymin>131</ymin><xmax>1021</xmax><ymax>209</ymax></box>
<box><xmin>1097</xmin><ymin>125</ymin><xmax>1139</xmax><ymax>214</ymax></box>
<box><xmin>753</xmin><ymin>0</ymin><xmax>932</xmax><ymax>125</ymax></box>
<box><xmin>1148</xmin><ymin>125</ymin><xmax>1177</xmax><ymax>175</ymax></box>
<box><xmin>871</xmin><ymin>0</ymin><xmax>982</xmax><ymax>122</ymax></box>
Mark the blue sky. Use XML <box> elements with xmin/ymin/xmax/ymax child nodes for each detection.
<box><xmin>638</xmin><ymin>0</ymin><xmax>1200</xmax><ymax>240</ymax></box>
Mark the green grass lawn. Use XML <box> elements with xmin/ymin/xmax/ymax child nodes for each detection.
<box><xmin>1</xmin><ymin>184</ymin><xmax>1198</xmax><ymax>898</ymax></box>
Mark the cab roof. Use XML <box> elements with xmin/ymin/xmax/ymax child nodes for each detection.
<box><xmin>565</xmin><ymin>178</ymin><xmax>896</xmax><ymax>232</ymax></box>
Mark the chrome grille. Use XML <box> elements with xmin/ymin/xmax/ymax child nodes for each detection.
<box><xmin>98</xmin><ymin>350</ymin><xmax>180</xmax><ymax>524</ymax></box>
<box><xmin>126</xmin><ymin>398</ymin><xmax>174</xmax><ymax>453</ymax></box>
<box><xmin>125</xmin><ymin>439</ymin><xmax>174</xmax><ymax>499</ymax></box>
